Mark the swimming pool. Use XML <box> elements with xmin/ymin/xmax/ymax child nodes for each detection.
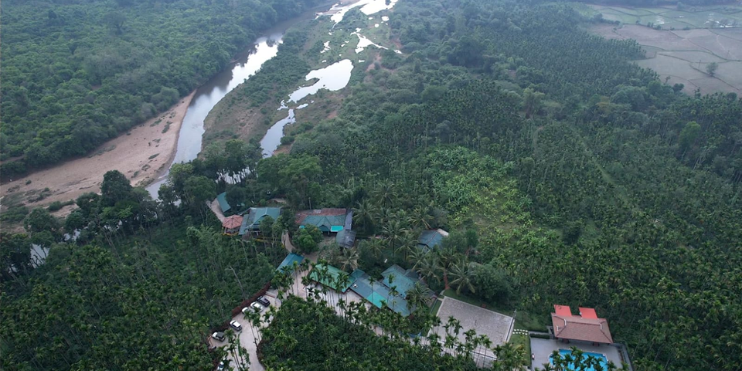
<box><xmin>550</xmin><ymin>349</ymin><xmax>608</xmax><ymax>371</ymax></box>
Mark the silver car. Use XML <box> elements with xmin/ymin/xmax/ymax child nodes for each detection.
<box><xmin>229</xmin><ymin>320</ymin><xmax>242</xmax><ymax>332</ymax></box>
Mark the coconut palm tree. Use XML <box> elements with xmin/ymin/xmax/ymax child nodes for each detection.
<box><xmin>406</xmin><ymin>282</ymin><xmax>434</xmax><ymax>313</ymax></box>
<box><xmin>383</xmin><ymin>219</ymin><xmax>407</xmax><ymax>257</ymax></box>
<box><xmin>353</xmin><ymin>199</ymin><xmax>375</xmax><ymax>235</ymax></box>
<box><xmin>408</xmin><ymin>202</ymin><xmax>434</xmax><ymax>230</ymax></box>
<box><xmin>435</xmin><ymin>247</ymin><xmax>459</xmax><ymax>291</ymax></box>
<box><xmin>408</xmin><ymin>247</ymin><xmax>428</xmax><ymax>270</ymax></box>
<box><xmin>449</xmin><ymin>257</ymin><xmax>476</xmax><ymax>294</ymax></box>
<box><xmin>373</xmin><ymin>180</ymin><xmax>396</xmax><ymax>208</ymax></box>
<box><xmin>397</xmin><ymin>228</ymin><xmax>419</xmax><ymax>261</ymax></box>
<box><xmin>336</xmin><ymin>247</ymin><xmax>359</xmax><ymax>272</ymax></box>
<box><xmin>415</xmin><ymin>253</ymin><xmax>441</xmax><ymax>287</ymax></box>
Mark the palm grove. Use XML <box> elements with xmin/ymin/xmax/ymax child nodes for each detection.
<box><xmin>2</xmin><ymin>0</ymin><xmax>742</xmax><ymax>370</ymax></box>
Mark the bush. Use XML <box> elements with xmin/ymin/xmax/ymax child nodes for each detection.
<box><xmin>0</xmin><ymin>205</ymin><xmax>29</xmax><ymax>223</ymax></box>
<box><xmin>47</xmin><ymin>201</ymin><xmax>64</xmax><ymax>212</ymax></box>
<box><xmin>280</xmin><ymin>135</ymin><xmax>295</xmax><ymax>145</ymax></box>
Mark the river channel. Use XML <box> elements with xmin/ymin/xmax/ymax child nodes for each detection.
<box><xmin>147</xmin><ymin>0</ymin><xmax>397</xmax><ymax>197</ymax></box>
<box><xmin>145</xmin><ymin>11</ymin><xmax>317</xmax><ymax>197</ymax></box>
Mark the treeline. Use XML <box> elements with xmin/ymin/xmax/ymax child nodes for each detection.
<box><xmin>0</xmin><ymin>0</ymin><xmax>323</xmax><ymax>178</ymax></box>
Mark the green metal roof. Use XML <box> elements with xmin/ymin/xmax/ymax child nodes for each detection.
<box><xmin>301</xmin><ymin>215</ymin><xmax>346</xmax><ymax>232</ymax></box>
<box><xmin>308</xmin><ymin>264</ymin><xmax>355</xmax><ymax>292</ymax></box>
<box><xmin>245</xmin><ymin>207</ymin><xmax>281</xmax><ymax>230</ymax></box>
<box><xmin>277</xmin><ymin>253</ymin><xmax>305</xmax><ymax>272</ymax></box>
<box><xmin>216</xmin><ymin>192</ymin><xmax>231</xmax><ymax>213</ymax></box>
<box><xmin>418</xmin><ymin>230</ymin><xmax>444</xmax><ymax>250</ymax></box>
<box><xmin>381</xmin><ymin>265</ymin><xmax>418</xmax><ymax>298</ymax></box>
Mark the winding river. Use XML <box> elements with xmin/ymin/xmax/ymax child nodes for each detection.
<box><xmin>147</xmin><ymin>0</ymin><xmax>397</xmax><ymax>197</ymax></box>
<box><xmin>146</xmin><ymin>16</ymin><xmax>304</xmax><ymax>196</ymax></box>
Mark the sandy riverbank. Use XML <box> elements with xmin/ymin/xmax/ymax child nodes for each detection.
<box><xmin>0</xmin><ymin>91</ymin><xmax>196</xmax><ymax>212</ymax></box>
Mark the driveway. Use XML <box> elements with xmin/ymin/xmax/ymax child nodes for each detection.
<box><xmin>211</xmin><ymin>245</ymin><xmax>352</xmax><ymax>371</ymax></box>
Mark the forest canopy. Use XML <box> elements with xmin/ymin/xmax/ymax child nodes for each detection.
<box><xmin>2</xmin><ymin>0</ymin><xmax>742</xmax><ymax>370</ymax></box>
<box><xmin>0</xmin><ymin>0</ymin><xmax>322</xmax><ymax>178</ymax></box>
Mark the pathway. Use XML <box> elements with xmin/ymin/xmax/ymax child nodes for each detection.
<box><xmin>209</xmin><ymin>199</ymin><xmax>225</xmax><ymax>222</ymax></box>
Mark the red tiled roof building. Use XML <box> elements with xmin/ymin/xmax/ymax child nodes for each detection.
<box><xmin>222</xmin><ymin>215</ymin><xmax>243</xmax><ymax>235</ymax></box>
<box><xmin>551</xmin><ymin>305</ymin><xmax>613</xmax><ymax>344</ymax></box>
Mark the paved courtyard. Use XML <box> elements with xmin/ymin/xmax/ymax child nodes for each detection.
<box><xmin>530</xmin><ymin>338</ymin><xmax>624</xmax><ymax>371</ymax></box>
<box><xmin>433</xmin><ymin>297</ymin><xmax>514</xmax><ymax>361</ymax></box>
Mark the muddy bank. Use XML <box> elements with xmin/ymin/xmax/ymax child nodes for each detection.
<box><xmin>0</xmin><ymin>91</ymin><xmax>196</xmax><ymax>211</ymax></box>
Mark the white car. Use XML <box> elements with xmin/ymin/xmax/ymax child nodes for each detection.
<box><xmin>242</xmin><ymin>302</ymin><xmax>263</xmax><ymax>315</ymax></box>
<box><xmin>229</xmin><ymin>320</ymin><xmax>242</xmax><ymax>332</ymax></box>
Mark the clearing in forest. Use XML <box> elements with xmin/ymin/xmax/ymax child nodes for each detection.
<box><xmin>584</xmin><ymin>4</ymin><xmax>742</xmax><ymax>95</ymax></box>
<box><xmin>590</xmin><ymin>24</ymin><xmax>742</xmax><ymax>95</ymax></box>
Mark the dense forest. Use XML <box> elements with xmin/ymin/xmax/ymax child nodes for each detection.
<box><xmin>0</xmin><ymin>0</ymin><xmax>323</xmax><ymax>177</ymax></box>
<box><xmin>2</xmin><ymin>0</ymin><xmax>742</xmax><ymax>370</ymax></box>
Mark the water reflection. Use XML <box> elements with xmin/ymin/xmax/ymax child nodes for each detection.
<box><xmin>146</xmin><ymin>33</ymin><xmax>284</xmax><ymax>197</ymax></box>
<box><xmin>289</xmin><ymin>59</ymin><xmax>354</xmax><ymax>103</ymax></box>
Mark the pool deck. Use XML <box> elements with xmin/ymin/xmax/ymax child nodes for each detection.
<box><xmin>530</xmin><ymin>338</ymin><xmax>623</xmax><ymax>370</ymax></box>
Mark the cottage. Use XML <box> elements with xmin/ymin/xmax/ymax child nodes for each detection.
<box><xmin>296</xmin><ymin>208</ymin><xmax>352</xmax><ymax>233</ymax></box>
<box><xmin>222</xmin><ymin>215</ymin><xmax>243</xmax><ymax>235</ymax></box>
<box><xmin>551</xmin><ymin>305</ymin><xmax>614</xmax><ymax>344</ymax></box>
<box><xmin>239</xmin><ymin>207</ymin><xmax>282</xmax><ymax>235</ymax></box>
<box><xmin>417</xmin><ymin>228</ymin><xmax>449</xmax><ymax>251</ymax></box>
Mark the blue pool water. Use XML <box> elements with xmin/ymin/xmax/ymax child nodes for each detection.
<box><xmin>550</xmin><ymin>349</ymin><xmax>608</xmax><ymax>371</ymax></box>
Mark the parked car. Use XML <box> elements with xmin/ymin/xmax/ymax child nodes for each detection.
<box><xmin>212</xmin><ymin>332</ymin><xmax>226</xmax><ymax>342</ymax></box>
<box><xmin>230</xmin><ymin>320</ymin><xmax>242</xmax><ymax>332</ymax></box>
<box><xmin>256</xmin><ymin>296</ymin><xmax>270</xmax><ymax>307</ymax></box>
<box><xmin>217</xmin><ymin>360</ymin><xmax>226</xmax><ymax>371</ymax></box>
<box><xmin>242</xmin><ymin>302</ymin><xmax>263</xmax><ymax>315</ymax></box>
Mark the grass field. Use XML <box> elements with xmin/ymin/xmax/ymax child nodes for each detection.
<box><xmin>509</xmin><ymin>333</ymin><xmax>532</xmax><ymax>366</ymax></box>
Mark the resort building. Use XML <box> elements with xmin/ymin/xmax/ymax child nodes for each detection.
<box><xmin>417</xmin><ymin>229</ymin><xmax>449</xmax><ymax>251</ymax></box>
<box><xmin>296</xmin><ymin>208</ymin><xmax>352</xmax><ymax>234</ymax></box>
<box><xmin>349</xmin><ymin>265</ymin><xmax>432</xmax><ymax>317</ymax></box>
<box><xmin>276</xmin><ymin>253</ymin><xmax>305</xmax><ymax>273</ymax></box>
<box><xmin>239</xmin><ymin>207</ymin><xmax>282</xmax><ymax>236</ymax></box>
<box><xmin>222</xmin><ymin>215</ymin><xmax>243</xmax><ymax>235</ymax></box>
<box><xmin>551</xmin><ymin>305</ymin><xmax>614</xmax><ymax>344</ymax></box>
<box><xmin>530</xmin><ymin>304</ymin><xmax>631</xmax><ymax>371</ymax></box>
<box><xmin>308</xmin><ymin>263</ymin><xmax>355</xmax><ymax>293</ymax></box>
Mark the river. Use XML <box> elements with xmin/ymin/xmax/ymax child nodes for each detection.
<box><xmin>147</xmin><ymin>0</ymin><xmax>398</xmax><ymax>197</ymax></box>
<box><xmin>145</xmin><ymin>7</ymin><xmax>328</xmax><ymax>197</ymax></box>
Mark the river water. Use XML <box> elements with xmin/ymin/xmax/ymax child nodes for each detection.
<box><xmin>146</xmin><ymin>14</ymin><xmax>310</xmax><ymax>197</ymax></box>
<box><xmin>147</xmin><ymin>0</ymin><xmax>398</xmax><ymax>197</ymax></box>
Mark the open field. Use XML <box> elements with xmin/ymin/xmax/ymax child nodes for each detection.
<box><xmin>587</xmin><ymin>3</ymin><xmax>742</xmax><ymax>29</ymax></box>
<box><xmin>590</xmin><ymin>24</ymin><xmax>742</xmax><ymax>95</ymax></box>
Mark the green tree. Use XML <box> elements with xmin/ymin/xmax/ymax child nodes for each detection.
<box><xmin>706</xmin><ymin>62</ymin><xmax>718</xmax><ymax>77</ymax></box>
<box><xmin>24</xmin><ymin>208</ymin><xmax>61</xmax><ymax>236</ymax></box>
<box><xmin>471</xmin><ymin>264</ymin><xmax>513</xmax><ymax>303</ymax></box>
<box><xmin>294</xmin><ymin>225</ymin><xmax>322</xmax><ymax>253</ymax></box>
<box><xmin>100</xmin><ymin>170</ymin><xmax>133</xmax><ymax>207</ymax></box>
<box><xmin>679</xmin><ymin>121</ymin><xmax>701</xmax><ymax>152</ymax></box>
